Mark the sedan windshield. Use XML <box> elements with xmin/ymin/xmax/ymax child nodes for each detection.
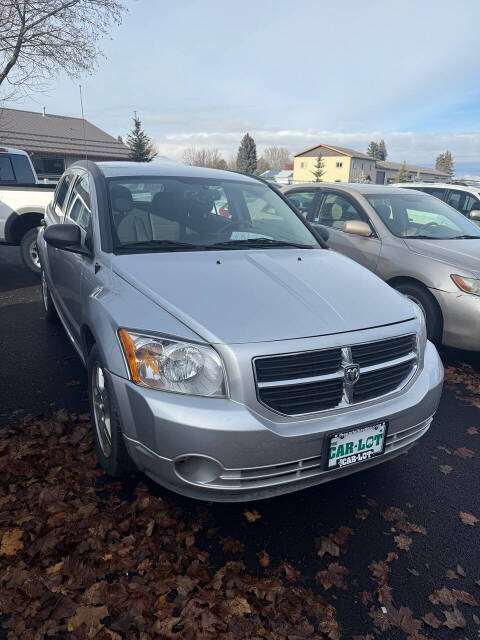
<box><xmin>366</xmin><ymin>193</ymin><xmax>480</xmax><ymax>239</ymax></box>
<box><xmin>108</xmin><ymin>177</ymin><xmax>318</xmax><ymax>252</ymax></box>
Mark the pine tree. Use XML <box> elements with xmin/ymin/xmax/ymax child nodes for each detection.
<box><xmin>367</xmin><ymin>141</ymin><xmax>379</xmax><ymax>159</ymax></box>
<box><xmin>311</xmin><ymin>153</ymin><xmax>326</xmax><ymax>182</ymax></box>
<box><xmin>236</xmin><ymin>133</ymin><xmax>257</xmax><ymax>174</ymax></box>
<box><xmin>126</xmin><ymin>114</ymin><xmax>157</xmax><ymax>162</ymax></box>
<box><xmin>435</xmin><ymin>150</ymin><xmax>454</xmax><ymax>178</ymax></box>
<box><xmin>397</xmin><ymin>161</ymin><xmax>409</xmax><ymax>182</ymax></box>
<box><xmin>378</xmin><ymin>139</ymin><xmax>387</xmax><ymax>161</ymax></box>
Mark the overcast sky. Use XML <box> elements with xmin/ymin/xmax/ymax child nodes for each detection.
<box><xmin>9</xmin><ymin>0</ymin><xmax>480</xmax><ymax>175</ymax></box>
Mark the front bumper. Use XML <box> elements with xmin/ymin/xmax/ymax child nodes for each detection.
<box><xmin>108</xmin><ymin>341</ymin><xmax>444</xmax><ymax>501</ymax></box>
<box><xmin>430</xmin><ymin>288</ymin><xmax>480</xmax><ymax>351</ymax></box>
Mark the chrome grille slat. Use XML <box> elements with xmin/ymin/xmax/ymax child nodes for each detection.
<box><xmin>254</xmin><ymin>334</ymin><xmax>417</xmax><ymax>416</ymax></box>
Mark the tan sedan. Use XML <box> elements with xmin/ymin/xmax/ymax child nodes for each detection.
<box><xmin>283</xmin><ymin>183</ymin><xmax>480</xmax><ymax>351</ymax></box>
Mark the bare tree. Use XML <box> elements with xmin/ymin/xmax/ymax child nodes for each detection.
<box><xmin>0</xmin><ymin>0</ymin><xmax>126</xmax><ymax>98</ymax></box>
<box><xmin>262</xmin><ymin>145</ymin><xmax>291</xmax><ymax>171</ymax></box>
<box><xmin>182</xmin><ymin>146</ymin><xmax>227</xmax><ymax>170</ymax></box>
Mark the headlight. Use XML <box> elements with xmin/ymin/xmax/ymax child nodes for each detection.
<box><xmin>118</xmin><ymin>330</ymin><xmax>227</xmax><ymax>397</ymax></box>
<box><xmin>451</xmin><ymin>274</ymin><xmax>480</xmax><ymax>297</ymax></box>
<box><xmin>409</xmin><ymin>299</ymin><xmax>427</xmax><ymax>354</ymax></box>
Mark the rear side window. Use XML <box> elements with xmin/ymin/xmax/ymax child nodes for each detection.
<box><xmin>55</xmin><ymin>175</ymin><xmax>73</xmax><ymax>212</ymax></box>
<box><xmin>286</xmin><ymin>190</ymin><xmax>317</xmax><ymax>218</ymax></box>
<box><xmin>0</xmin><ymin>157</ymin><xmax>15</xmax><ymax>182</ymax></box>
<box><xmin>65</xmin><ymin>176</ymin><xmax>91</xmax><ymax>231</ymax></box>
<box><xmin>10</xmin><ymin>154</ymin><xmax>35</xmax><ymax>183</ymax></box>
<box><xmin>422</xmin><ymin>187</ymin><xmax>446</xmax><ymax>198</ymax></box>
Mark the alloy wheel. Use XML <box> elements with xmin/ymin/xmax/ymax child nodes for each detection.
<box><xmin>92</xmin><ymin>363</ymin><xmax>112</xmax><ymax>457</ymax></box>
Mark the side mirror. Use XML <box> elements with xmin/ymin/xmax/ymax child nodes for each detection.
<box><xmin>343</xmin><ymin>220</ymin><xmax>372</xmax><ymax>237</ymax></box>
<box><xmin>43</xmin><ymin>224</ymin><xmax>90</xmax><ymax>255</ymax></box>
<box><xmin>469</xmin><ymin>210</ymin><xmax>480</xmax><ymax>221</ymax></box>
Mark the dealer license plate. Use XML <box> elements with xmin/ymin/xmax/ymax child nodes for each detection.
<box><xmin>328</xmin><ymin>421</ymin><xmax>387</xmax><ymax>469</ymax></box>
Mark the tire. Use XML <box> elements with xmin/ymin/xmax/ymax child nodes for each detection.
<box><xmin>87</xmin><ymin>344</ymin><xmax>135</xmax><ymax>477</ymax></box>
<box><xmin>41</xmin><ymin>269</ymin><xmax>58</xmax><ymax>322</ymax></box>
<box><xmin>20</xmin><ymin>227</ymin><xmax>41</xmax><ymax>275</ymax></box>
<box><xmin>394</xmin><ymin>282</ymin><xmax>442</xmax><ymax>344</ymax></box>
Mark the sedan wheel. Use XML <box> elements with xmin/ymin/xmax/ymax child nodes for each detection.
<box><xmin>92</xmin><ymin>363</ymin><xmax>112</xmax><ymax>458</ymax></box>
<box><xmin>87</xmin><ymin>345</ymin><xmax>135</xmax><ymax>477</ymax></box>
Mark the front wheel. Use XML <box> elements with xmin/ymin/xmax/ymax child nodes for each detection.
<box><xmin>394</xmin><ymin>282</ymin><xmax>442</xmax><ymax>344</ymax></box>
<box><xmin>88</xmin><ymin>345</ymin><xmax>135</xmax><ymax>477</ymax></box>
<box><xmin>20</xmin><ymin>227</ymin><xmax>41</xmax><ymax>275</ymax></box>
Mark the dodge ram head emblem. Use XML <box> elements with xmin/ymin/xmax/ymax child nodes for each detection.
<box><xmin>343</xmin><ymin>364</ymin><xmax>360</xmax><ymax>384</ymax></box>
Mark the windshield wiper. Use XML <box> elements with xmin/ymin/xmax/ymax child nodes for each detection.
<box><xmin>208</xmin><ymin>238</ymin><xmax>315</xmax><ymax>250</ymax></box>
<box><xmin>117</xmin><ymin>240</ymin><xmax>205</xmax><ymax>252</ymax></box>
<box><xmin>448</xmin><ymin>235</ymin><xmax>480</xmax><ymax>239</ymax></box>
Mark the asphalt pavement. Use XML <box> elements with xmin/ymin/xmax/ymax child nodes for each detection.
<box><xmin>1</xmin><ymin>244</ymin><xmax>479</xmax><ymax>639</ymax></box>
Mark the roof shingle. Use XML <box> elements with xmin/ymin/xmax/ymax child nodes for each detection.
<box><xmin>0</xmin><ymin>107</ymin><xmax>129</xmax><ymax>159</ymax></box>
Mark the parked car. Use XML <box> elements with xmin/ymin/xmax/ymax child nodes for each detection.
<box><xmin>38</xmin><ymin>162</ymin><xmax>443</xmax><ymax>501</ymax></box>
<box><xmin>0</xmin><ymin>147</ymin><xmax>56</xmax><ymax>273</ymax></box>
<box><xmin>282</xmin><ymin>182</ymin><xmax>480</xmax><ymax>350</ymax></box>
<box><xmin>391</xmin><ymin>182</ymin><xmax>480</xmax><ymax>227</ymax></box>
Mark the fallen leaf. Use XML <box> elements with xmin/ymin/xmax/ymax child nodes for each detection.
<box><xmin>394</xmin><ymin>534</ymin><xmax>412</xmax><ymax>551</ymax></box>
<box><xmin>467</xmin><ymin>426</ymin><xmax>479</xmax><ymax>435</ymax></box>
<box><xmin>456</xmin><ymin>564</ymin><xmax>466</xmax><ymax>577</ymax></box>
<box><xmin>437</xmin><ymin>445</ymin><xmax>452</xmax><ymax>454</ymax></box>
<box><xmin>221</xmin><ymin>537</ymin><xmax>244</xmax><ymax>553</ymax></box>
<box><xmin>257</xmin><ymin>550</ymin><xmax>270</xmax><ymax>567</ymax></box>
<box><xmin>454</xmin><ymin>447</ymin><xmax>475</xmax><ymax>459</ymax></box>
<box><xmin>67</xmin><ymin>605</ymin><xmax>109</xmax><ymax>633</ymax></box>
<box><xmin>446</xmin><ymin>569</ymin><xmax>459</xmax><ymax>579</ymax></box>
<box><xmin>316</xmin><ymin>536</ymin><xmax>340</xmax><ymax>558</ymax></box>
<box><xmin>442</xmin><ymin>607</ymin><xmax>466</xmax><ymax>629</ymax></box>
<box><xmin>244</xmin><ymin>509</ymin><xmax>261</xmax><ymax>523</ymax></box>
<box><xmin>408</xmin><ymin>568</ymin><xmax>420</xmax><ymax>576</ymax></box>
<box><xmin>440</xmin><ymin>465</ymin><xmax>453</xmax><ymax>475</ymax></box>
<box><xmin>46</xmin><ymin>560</ymin><xmax>64</xmax><ymax>574</ymax></box>
<box><xmin>0</xmin><ymin>529</ymin><xmax>23</xmax><ymax>556</ymax></box>
<box><xmin>451</xmin><ymin>588</ymin><xmax>479</xmax><ymax>606</ymax></box>
<box><xmin>422</xmin><ymin>612</ymin><xmax>442</xmax><ymax>628</ymax></box>
<box><xmin>227</xmin><ymin>596</ymin><xmax>251</xmax><ymax>616</ymax></box>
<box><xmin>460</xmin><ymin>511</ymin><xmax>478</xmax><ymax>526</ymax></box>
<box><xmin>316</xmin><ymin>562</ymin><xmax>349</xmax><ymax>591</ymax></box>
<box><xmin>356</xmin><ymin>508</ymin><xmax>370</xmax><ymax>520</ymax></box>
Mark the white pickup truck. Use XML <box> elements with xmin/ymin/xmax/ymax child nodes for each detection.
<box><xmin>0</xmin><ymin>147</ymin><xmax>55</xmax><ymax>273</ymax></box>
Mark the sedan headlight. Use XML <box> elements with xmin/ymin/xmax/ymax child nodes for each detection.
<box><xmin>118</xmin><ymin>330</ymin><xmax>227</xmax><ymax>397</ymax></box>
<box><xmin>409</xmin><ymin>299</ymin><xmax>427</xmax><ymax>354</ymax></box>
<box><xmin>451</xmin><ymin>274</ymin><xmax>480</xmax><ymax>297</ymax></box>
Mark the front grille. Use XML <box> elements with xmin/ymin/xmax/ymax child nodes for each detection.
<box><xmin>353</xmin><ymin>360</ymin><xmax>414</xmax><ymax>403</ymax></box>
<box><xmin>258</xmin><ymin>378</ymin><xmax>343</xmax><ymax>415</ymax></box>
<box><xmin>255</xmin><ymin>348</ymin><xmax>342</xmax><ymax>383</ymax></box>
<box><xmin>254</xmin><ymin>334</ymin><xmax>417</xmax><ymax>416</ymax></box>
<box><xmin>351</xmin><ymin>334</ymin><xmax>416</xmax><ymax>367</ymax></box>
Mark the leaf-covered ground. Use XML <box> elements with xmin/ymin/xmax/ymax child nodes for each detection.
<box><xmin>1</xmin><ymin>356</ymin><xmax>479</xmax><ymax>640</ymax></box>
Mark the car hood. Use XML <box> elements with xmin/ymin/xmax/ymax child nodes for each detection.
<box><xmin>111</xmin><ymin>249</ymin><xmax>414</xmax><ymax>344</ymax></box>
<box><xmin>404</xmin><ymin>238</ymin><xmax>480</xmax><ymax>277</ymax></box>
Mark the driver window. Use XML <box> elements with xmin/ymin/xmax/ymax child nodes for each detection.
<box><xmin>405</xmin><ymin>207</ymin><xmax>458</xmax><ymax>233</ymax></box>
<box><xmin>316</xmin><ymin>193</ymin><xmax>363</xmax><ymax>229</ymax></box>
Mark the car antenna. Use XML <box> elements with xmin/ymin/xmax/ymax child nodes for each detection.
<box><xmin>79</xmin><ymin>84</ymin><xmax>88</xmax><ymax>166</ymax></box>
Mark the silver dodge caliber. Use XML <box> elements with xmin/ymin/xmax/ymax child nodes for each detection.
<box><xmin>37</xmin><ymin>162</ymin><xmax>444</xmax><ymax>501</ymax></box>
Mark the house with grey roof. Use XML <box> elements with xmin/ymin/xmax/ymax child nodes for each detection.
<box><xmin>0</xmin><ymin>107</ymin><xmax>129</xmax><ymax>179</ymax></box>
<box><xmin>375</xmin><ymin>160</ymin><xmax>449</xmax><ymax>184</ymax></box>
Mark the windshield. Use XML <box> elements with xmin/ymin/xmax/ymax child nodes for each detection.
<box><xmin>366</xmin><ymin>192</ymin><xmax>480</xmax><ymax>239</ymax></box>
<box><xmin>108</xmin><ymin>177</ymin><xmax>318</xmax><ymax>252</ymax></box>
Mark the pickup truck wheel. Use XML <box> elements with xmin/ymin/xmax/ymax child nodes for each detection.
<box><xmin>394</xmin><ymin>282</ymin><xmax>442</xmax><ymax>344</ymax></box>
<box><xmin>88</xmin><ymin>345</ymin><xmax>135</xmax><ymax>477</ymax></box>
<box><xmin>41</xmin><ymin>269</ymin><xmax>58</xmax><ymax>322</ymax></box>
<box><xmin>20</xmin><ymin>227</ymin><xmax>41</xmax><ymax>275</ymax></box>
